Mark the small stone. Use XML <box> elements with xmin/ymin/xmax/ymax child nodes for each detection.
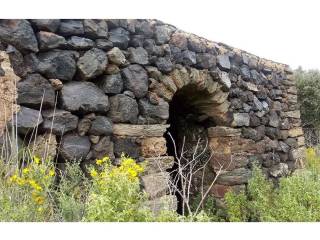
<box><xmin>217</xmin><ymin>54</ymin><xmax>231</xmax><ymax>71</ymax></box>
<box><xmin>90</xmin><ymin>136</ymin><xmax>115</xmax><ymax>160</ymax></box>
<box><xmin>58</xmin><ymin>20</ymin><xmax>84</xmax><ymax>36</ymax></box>
<box><xmin>0</xmin><ymin>20</ymin><xmax>38</xmax><ymax>52</ymax></box>
<box><xmin>89</xmin><ymin>135</ymin><xmax>100</xmax><ymax>144</ymax></box>
<box><xmin>154</xmin><ymin>25</ymin><xmax>172</xmax><ymax>44</ymax></box>
<box><xmin>105</xmin><ymin>64</ymin><xmax>120</xmax><ymax>74</ymax></box>
<box><xmin>121</xmin><ymin>64</ymin><xmax>148</xmax><ymax>98</ymax></box>
<box><xmin>113</xmin><ymin>137</ymin><xmax>140</xmax><ymax>158</ymax></box>
<box><xmin>30</xmin><ymin>19</ymin><xmax>61</xmax><ymax>32</ymax></box>
<box><xmin>77</xmin><ymin>118</ymin><xmax>92</xmax><ymax>136</ymax></box>
<box><xmin>108</xmin><ymin>27</ymin><xmax>130</xmax><ymax>49</ymax></box>
<box><xmin>49</xmin><ymin>78</ymin><xmax>63</xmax><ymax>90</ymax></box>
<box><xmin>196</xmin><ymin>53</ymin><xmax>216</xmax><ymax>69</ymax></box>
<box><xmin>99</xmin><ymin>73</ymin><xmax>123</xmax><ymax>94</ymax></box>
<box><xmin>96</xmin><ymin>39</ymin><xmax>113</xmax><ymax>50</ymax></box>
<box><xmin>17</xmin><ymin>73</ymin><xmax>55</xmax><ymax>108</ymax></box>
<box><xmin>288</xmin><ymin>127</ymin><xmax>304</xmax><ymax>137</ymax></box>
<box><xmin>128</xmin><ymin>47</ymin><xmax>149</xmax><ymax>65</ymax></box>
<box><xmin>14</xmin><ymin>107</ymin><xmax>43</xmax><ymax>135</ymax></box>
<box><xmin>77</xmin><ymin>48</ymin><xmax>107</xmax><ymax>80</ymax></box>
<box><xmin>41</xmin><ymin>109</ymin><xmax>78</xmax><ymax>135</ymax></box>
<box><xmin>217</xmin><ymin>70</ymin><xmax>231</xmax><ymax>90</ymax></box>
<box><xmin>107</xmin><ymin>47</ymin><xmax>126</xmax><ymax>65</ymax></box>
<box><xmin>123</xmin><ymin>90</ymin><xmax>136</xmax><ymax>98</ymax></box>
<box><xmin>169</xmin><ymin>31</ymin><xmax>188</xmax><ymax>50</ymax></box>
<box><xmin>67</xmin><ymin>36</ymin><xmax>94</xmax><ymax>50</ymax></box>
<box><xmin>83</xmin><ymin>19</ymin><xmax>108</xmax><ymax>38</ymax></box>
<box><xmin>60</xmin><ymin>81</ymin><xmax>109</xmax><ymax>113</ymax></box>
<box><xmin>269</xmin><ymin>111</ymin><xmax>280</xmax><ymax>128</ymax></box>
<box><xmin>240</xmin><ymin>65</ymin><xmax>251</xmax><ymax>80</ymax></box>
<box><xmin>89</xmin><ymin>116</ymin><xmax>113</xmax><ymax>136</ymax></box>
<box><xmin>217</xmin><ymin>168</ymin><xmax>251</xmax><ymax>185</ymax></box>
<box><xmin>155</xmin><ymin>57</ymin><xmax>173</xmax><ymax>73</ymax></box>
<box><xmin>139</xmin><ymin>98</ymin><xmax>169</xmax><ymax>121</ymax></box>
<box><xmin>232</xmin><ymin>113</ymin><xmax>250</xmax><ymax>127</ymax></box>
<box><xmin>270</xmin><ymin>163</ymin><xmax>289</xmax><ymax>178</ymax></box>
<box><xmin>60</xmin><ymin>133</ymin><xmax>91</xmax><ymax>161</ymax></box>
<box><xmin>107</xmin><ymin>94</ymin><xmax>139</xmax><ymax>123</ymax></box>
<box><xmin>179</xmin><ymin>50</ymin><xmax>196</xmax><ymax>65</ymax></box>
<box><xmin>37</xmin><ymin>31</ymin><xmax>66</xmax><ymax>50</ymax></box>
<box><xmin>253</xmin><ymin>96</ymin><xmax>264</xmax><ymax>111</ymax></box>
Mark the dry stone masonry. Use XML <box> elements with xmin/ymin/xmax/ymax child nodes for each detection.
<box><xmin>0</xmin><ymin>19</ymin><xmax>305</xmax><ymax>211</ymax></box>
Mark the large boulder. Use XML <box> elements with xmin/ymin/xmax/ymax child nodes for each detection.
<box><xmin>107</xmin><ymin>47</ymin><xmax>126</xmax><ymax>65</ymax></box>
<box><xmin>66</xmin><ymin>36</ymin><xmax>94</xmax><ymax>50</ymax></box>
<box><xmin>17</xmin><ymin>73</ymin><xmax>55</xmax><ymax>108</ymax></box>
<box><xmin>107</xmin><ymin>94</ymin><xmax>138</xmax><ymax>123</ymax></box>
<box><xmin>89</xmin><ymin>116</ymin><xmax>113</xmax><ymax>136</ymax></box>
<box><xmin>15</xmin><ymin>106</ymin><xmax>43</xmax><ymax>135</ymax></box>
<box><xmin>138</xmin><ymin>98</ymin><xmax>169</xmax><ymax>121</ymax></box>
<box><xmin>30</xmin><ymin>19</ymin><xmax>61</xmax><ymax>32</ymax></box>
<box><xmin>58</xmin><ymin>20</ymin><xmax>84</xmax><ymax>36</ymax></box>
<box><xmin>83</xmin><ymin>19</ymin><xmax>108</xmax><ymax>39</ymax></box>
<box><xmin>77</xmin><ymin>48</ymin><xmax>107</xmax><ymax>80</ymax></box>
<box><xmin>37</xmin><ymin>31</ymin><xmax>66</xmax><ymax>50</ymax></box>
<box><xmin>121</xmin><ymin>64</ymin><xmax>148</xmax><ymax>98</ymax></box>
<box><xmin>60</xmin><ymin>81</ymin><xmax>109</xmax><ymax>113</ymax></box>
<box><xmin>36</xmin><ymin>50</ymin><xmax>77</xmax><ymax>81</ymax></box>
<box><xmin>128</xmin><ymin>47</ymin><xmax>149</xmax><ymax>65</ymax></box>
<box><xmin>60</xmin><ymin>133</ymin><xmax>91</xmax><ymax>161</ymax></box>
<box><xmin>108</xmin><ymin>27</ymin><xmax>130</xmax><ymax>49</ymax></box>
<box><xmin>0</xmin><ymin>20</ymin><xmax>38</xmax><ymax>52</ymax></box>
<box><xmin>98</xmin><ymin>73</ymin><xmax>123</xmax><ymax>94</ymax></box>
<box><xmin>41</xmin><ymin>109</ymin><xmax>79</xmax><ymax>135</ymax></box>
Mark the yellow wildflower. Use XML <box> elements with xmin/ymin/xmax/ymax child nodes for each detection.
<box><xmin>102</xmin><ymin>156</ymin><xmax>110</xmax><ymax>162</ymax></box>
<box><xmin>33</xmin><ymin>156</ymin><xmax>41</xmax><ymax>164</ymax></box>
<box><xmin>49</xmin><ymin>169</ymin><xmax>55</xmax><ymax>177</ymax></box>
<box><xmin>96</xmin><ymin>159</ymin><xmax>103</xmax><ymax>165</ymax></box>
<box><xmin>90</xmin><ymin>169</ymin><xmax>98</xmax><ymax>177</ymax></box>
<box><xmin>22</xmin><ymin>168</ymin><xmax>30</xmax><ymax>175</ymax></box>
<box><xmin>16</xmin><ymin>178</ymin><xmax>26</xmax><ymax>186</ymax></box>
<box><xmin>37</xmin><ymin>207</ymin><xmax>43</xmax><ymax>212</ymax></box>
<box><xmin>29</xmin><ymin>180</ymin><xmax>42</xmax><ymax>191</ymax></box>
<box><xmin>9</xmin><ymin>174</ymin><xmax>18</xmax><ymax>183</ymax></box>
<box><xmin>34</xmin><ymin>196</ymin><xmax>44</xmax><ymax>205</ymax></box>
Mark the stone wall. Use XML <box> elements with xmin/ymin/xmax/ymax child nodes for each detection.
<box><xmin>0</xmin><ymin>19</ymin><xmax>305</xmax><ymax>209</ymax></box>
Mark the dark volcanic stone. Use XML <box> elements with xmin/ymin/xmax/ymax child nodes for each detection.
<box><xmin>99</xmin><ymin>73</ymin><xmax>123</xmax><ymax>94</ymax></box>
<box><xmin>135</xmin><ymin>21</ymin><xmax>153</xmax><ymax>38</ymax></box>
<box><xmin>77</xmin><ymin>48</ymin><xmax>107</xmax><ymax>80</ymax></box>
<box><xmin>240</xmin><ymin>65</ymin><xmax>251</xmax><ymax>80</ymax></box>
<box><xmin>90</xmin><ymin>136</ymin><xmax>115</xmax><ymax>160</ymax></box>
<box><xmin>37</xmin><ymin>50</ymin><xmax>77</xmax><ymax>81</ymax></box>
<box><xmin>138</xmin><ymin>98</ymin><xmax>169</xmax><ymax>120</ymax></box>
<box><xmin>217</xmin><ymin>54</ymin><xmax>231</xmax><ymax>71</ymax></box>
<box><xmin>17</xmin><ymin>73</ymin><xmax>55</xmax><ymax>108</ymax></box>
<box><xmin>83</xmin><ymin>19</ymin><xmax>108</xmax><ymax>39</ymax></box>
<box><xmin>113</xmin><ymin>137</ymin><xmax>140</xmax><ymax>158</ymax></box>
<box><xmin>67</xmin><ymin>36</ymin><xmax>94</xmax><ymax>50</ymax></box>
<box><xmin>107</xmin><ymin>94</ymin><xmax>138</xmax><ymax>123</ymax></box>
<box><xmin>30</xmin><ymin>19</ymin><xmax>61</xmax><ymax>32</ymax></box>
<box><xmin>6</xmin><ymin>45</ymin><xmax>27</xmax><ymax>77</ymax></box>
<box><xmin>60</xmin><ymin>81</ymin><xmax>109</xmax><ymax>113</ymax></box>
<box><xmin>96</xmin><ymin>39</ymin><xmax>113</xmax><ymax>50</ymax></box>
<box><xmin>128</xmin><ymin>47</ymin><xmax>149</xmax><ymax>65</ymax></box>
<box><xmin>154</xmin><ymin>25</ymin><xmax>171</xmax><ymax>44</ymax></box>
<box><xmin>196</xmin><ymin>53</ymin><xmax>216</xmax><ymax>69</ymax></box>
<box><xmin>121</xmin><ymin>64</ymin><xmax>148</xmax><ymax>98</ymax></box>
<box><xmin>108</xmin><ymin>27</ymin><xmax>130</xmax><ymax>49</ymax></box>
<box><xmin>179</xmin><ymin>50</ymin><xmax>197</xmax><ymax>65</ymax></box>
<box><xmin>58</xmin><ymin>20</ymin><xmax>84</xmax><ymax>36</ymax></box>
<box><xmin>89</xmin><ymin>116</ymin><xmax>113</xmax><ymax>136</ymax></box>
<box><xmin>0</xmin><ymin>20</ymin><xmax>38</xmax><ymax>52</ymax></box>
<box><xmin>37</xmin><ymin>31</ymin><xmax>66</xmax><ymax>50</ymax></box>
<box><xmin>155</xmin><ymin>57</ymin><xmax>173</xmax><ymax>73</ymax></box>
<box><xmin>265</xmin><ymin>127</ymin><xmax>280</xmax><ymax>140</ymax></box>
<box><xmin>41</xmin><ymin>109</ymin><xmax>79</xmax><ymax>135</ymax></box>
<box><xmin>60</xmin><ymin>133</ymin><xmax>91</xmax><ymax>161</ymax></box>
<box><xmin>15</xmin><ymin>106</ymin><xmax>43</xmax><ymax>135</ymax></box>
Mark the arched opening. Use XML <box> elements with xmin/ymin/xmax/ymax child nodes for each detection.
<box><xmin>165</xmin><ymin>83</ymin><xmax>217</xmax><ymax>215</ymax></box>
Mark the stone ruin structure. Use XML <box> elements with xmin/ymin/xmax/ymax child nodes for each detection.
<box><xmin>0</xmin><ymin>19</ymin><xmax>305</xmax><ymax>212</ymax></box>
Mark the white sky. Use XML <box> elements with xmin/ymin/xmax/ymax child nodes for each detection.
<box><xmin>4</xmin><ymin>0</ymin><xmax>320</xmax><ymax>70</ymax></box>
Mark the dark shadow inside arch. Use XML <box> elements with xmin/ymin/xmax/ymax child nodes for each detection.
<box><xmin>165</xmin><ymin>84</ymin><xmax>216</xmax><ymax>215</ymax></box>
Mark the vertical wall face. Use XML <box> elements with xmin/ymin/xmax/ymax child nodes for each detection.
<box><xmin>0</xmin><ymin>19</ymin><xmax>304</xmax><ymax>207</ymax></box>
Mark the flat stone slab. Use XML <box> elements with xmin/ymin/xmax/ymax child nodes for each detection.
<box><xmin>207</xmin><ymin>126</ymin><xmax>241</xmax><ymax>137</ymax></box>
<box><xmin>141</xmin><ymin>172</ymin><xmax>170</xmax><ymax>199</ymax></box>
<box><xmin>113</xmin><ymin>124</ymin><xmax>169</xmax><ymax>137</ymax></box>
<box><xmin>143</xmin><ymin>156</ymin><xmax>174</xmax><ymax>174</ymax></box>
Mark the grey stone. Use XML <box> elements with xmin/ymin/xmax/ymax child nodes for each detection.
<box><xmin>41</xmin><ymin>109</ymin><xmax>78</xmax><ymax>135</ymax></box>
<box><xmin>0</xmin><ymin>20</ymin><xmax>38</xmax><ymax>52</ymax></box>
<box><xmin>67</xmin><ymin>36</ymin><xmax>94</xmax><ymax>50</ymax></box>
<box><xmin>217</xmin><ymin>54</ymin><xmax>231</xmax><ymax>71</ymax></box>
<box><xmin>217</xmin><ymin>71</ymin><xmax>231</xmax><ymax>90</ymax></box>
<box><xmin>60</xmin><ymin>81</ymin><xmax>109</xmax><ymax>113</ymax></box>
<box><xmin>6</xmin><ymin>45</ymin><xmax>27</xmax><ymax>77</ymax></box>
<box><xmin>30</xmin><ymin>19</ymin><xmax>61</xmax><ymax>32</ymax></box>
<box><xmin>138</xmin><ymin>98</ymin><xmax>169</xmax><ymax>121</ymax></box>
<box><xmin>135</xmin><ymin>21</ymin><xmax>153</xmax><ymax>37</ymax></box>
<box><xmin>242</xmin><ymin>127</ymin><xmax>259</xmax><ymax>141</ymax></box>
<box><xmin>121</xmin><ymin>64</ymin><xmax>148</xmax><ymax>98</ymax></box>
<box><xmin>89</xmin><ymin>116</ymin><xmax>113</xmax><ymax>136</ymax></box>
<box><xmin>196</xmin><ymin>53</ymin><xmax>216</xmax><ymax>69</ymax></box>
<box><xmin>128</xmin><ymin>47</ymin><xmax>149</xmax><ymax>65</ymax></box>
<box><xmin>155</xmin><ymin>57</ymin><xmax>173</xmax><ymax>73</ymax></box>
<box><xmin>37</xmin><ymin>50</ymin><xmax>77</xmax><ymax>81</ymax></box>
<box><xmin>58</xmin><ymin>20</ymin><xmax>84</xmax><ymax>36</ymax></box>
<box><xmin>77</xmin><ymin>118</ymin><xmax>92</xmax><ymax>136</ymax></box>
<box><xmin>77</xmin><ymin>48</ymin><xmax>107</xmax><ymax>80</ymax></box>
<box><xmin>83</xmin><ymin>19</ymin><xmax>108</xmax><ymax>38</ymax></box>
<box><xmin>179</xmin><ymin>50</ymin><xmax>197</xmax><ymax>65</ymax></box>
<box><xmin>123</xmin><ymin>90</ymin><xmax>135</xmax><ymax>98</ymax></box>
<box><xmin>113</xmin><ymin>137</ymin><xmax>140</xmax><ymax>158</ymax></box>
<box><xmin>240</xmin><ymin>65</ymin><xmax>251</xmax><ymax>80</ymax></box>
<box><xmin>60</xmin><ymin>133</ymin><xmax>91</xmax><ymax>161</ymax></box>
<box><xmin>265</xmin><ymin>127</ymin><xmax>280</xmax><ymax>140</ymax></box>
<box><xmin>217</xmin><ymin>168</ymin><xmax>251</xmax><ymax>185</ymax></box>
<box><xmin>107</xmin><ymin>47</ymin><xmax>126</xmax><ymax>65</ymax></box>
<box><xmin>15</xmin><ymin>106</ymin><xmax>43</xmax><ymax>135</ymax></box>
<box><xmin>37</xmin><ymin>31</ymin><xmax>66</xmax><ymax>50</ymax></box>
<box><xmin>109</xmin><ymin>27</ymin><xmax>130</xmax><ymax>49</ymax></box>
<box><xmin>154</xmin><ymin>25</ymin><xmax>172</xmax><ymax>44</ymax></box>
<box><xmin>99</xmin><ymin>73</ymin><xmax>123</xmax><ymax>94</ymax></box>
<box><xmin>253</xmin><ymin>96</ymin><xmax>264</xmax><ymax>111</ymax></box>
<box><xmin>270</xmin><ymin>163</ymin><xmax>289</xmax><ymax>178</ymax></box>
<box><xmin>107</xmin><ymin>94</ymin><xmax>138</xmax><ymax>123</ymax></box>
<box><xmin>232</xmin><ymin>113</ymin><xmax>250</xmax><ymax>127</ymax></box>
<box><xmin>17</xmin><ymin>73</ymin><xmax>55</xmax><ymax>108</ymax></box>
<box><xmin>279</xmin><ymin>141</ymin><xmax>290</xmax><ymax>153</ymax></box>
<box><xmin>96</xmin><ymin>39</ymin><xmax>113</xmax><ymax>50</ymax></box>
<box><xmin>269</xmin><ymin>111</ymin><xmax>280</xmax><ymax>128</ymax></box>
<box><xmin>90</xmin><ymin>136</ymin><xmax>115</xmax><ymax>160</ymax></box>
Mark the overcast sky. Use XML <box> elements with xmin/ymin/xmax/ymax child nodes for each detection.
<box><xmin>5</xmin><ymin>0</ymin><xmax>320</xmax><ymax>70</ymax></box>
